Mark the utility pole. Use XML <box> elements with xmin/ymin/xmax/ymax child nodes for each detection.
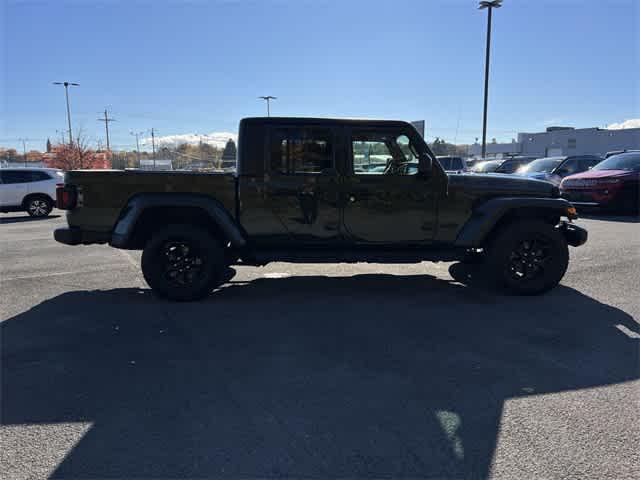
<box><xmin>199</xmin><ymin>135</ymin><xmax>204</xmax><ymax>166</ymax></box>
<box><xmin>130</xmin><ymin>131</ymin><xmax>143</xmax><ymax>167</ymax></box>
<box><xmin>56</xmin><ymin>129</ymin><xmax>66</xmax><ymax>144</ymax></box>
<box><xmin>52</xmin><ymin>81</ymin><xmax>79</xmax><ymax>145</ymax></box>
<box><xmin>97</xmin><ymin>109</ymin><xmax>116</xmax><ymax>151</ymax></box>
<box><xmin>150</xmin><ymin>128</ymin><xmax>156</xmax><ymax>170</ymax></box>
<box><xmin>259</xmin><ymin>96</ymin><xmax>277</xmax><ymax>116</ymax></box>
<box><xmin>18</xmin><ymin>138</ymin><xmax>27</xmax><ymax>167</ymax></box>
<box><xmin>478</xmin><ymin>0</ymin><xmax>502</xmax><ymax>159</ymax></box>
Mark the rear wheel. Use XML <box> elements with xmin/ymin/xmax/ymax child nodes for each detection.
<box><xmin>25</xmin><ymin>196</ymin><xmax>53</xmax><ymax>217</ymax></box>
<box><xmin>141</xmin><ymin>224</ymin><xmax>226</xmax><ymax>301</ymax></box>
<box><xmin>485</xmin><ymin>220</ymin><xmax>569</xmax><ymax>295</ymax></box>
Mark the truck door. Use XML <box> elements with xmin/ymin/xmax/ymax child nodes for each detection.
<box><xmin>342</xmin><ymin>127</ymin><xmax>439</xmax><ymax>244</ymax></box>
<box><xmin>263</xmin><ymin>125</ymin><xmax>342</xmax><ymax>245</ymax></box>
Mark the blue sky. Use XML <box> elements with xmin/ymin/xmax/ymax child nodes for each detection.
<box><xmin>1</xmin><ymin>0</ymin><xmax>638</xmax><ymax>151</ymax></box>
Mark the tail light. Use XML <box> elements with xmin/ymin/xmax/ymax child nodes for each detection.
<box><xmin>56</xmin><ymin>185</ymin><xmax>77</xmax><ymax>210</ymax></box>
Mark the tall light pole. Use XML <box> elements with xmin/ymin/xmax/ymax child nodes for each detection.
<box><xmin>259</xmin><ymin>96</ymin><xmax>277</xmax><ymax>117</ymax></box>
<box><xmin>52</xmin><ymin>81</ymin><xmax>79</xmax><ymax>145</ymax></box>
<box><xmin>478</xmin><ymin>0</ymin><xmax>502</xmax><ymax>159</ymax></box>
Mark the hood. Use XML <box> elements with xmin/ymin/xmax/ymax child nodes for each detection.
<box><xmin>448</xmin><ymin>173</ymin><xmax>558</xmax><ymax>198</ymax></box>
<box><xmin>563</xmin><ymin>169</ymin><xmax>635</xmax><ymax>180</ymax></box>
<box><xmin>518</xmin><ymin>171</ymin><xmax>562</xmax><ymax>186</ymax></box>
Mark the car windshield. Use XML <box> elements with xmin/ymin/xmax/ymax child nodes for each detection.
<box><xmin>592</xmin><ymin>153</ymin><xmax>640</xmax><ymax>172</ymax></box>
<box><xmin>496</xmin><ymin>158</ymin><xmax>531</xmax><ymax>173</ymax></box>
<box><xmin>519</xmin><ymin>157</ymin><xmax>564</xmax><ymax>173</ymax></box>
<box><xmin>471</xmin><ymin>160</ymin><xmax>501</xmax><ymax>172</ymax></box>
<box><xmin>437</xmin><ymin>157</ymin><xmax>463</xmax><ymax>170</ymax></box>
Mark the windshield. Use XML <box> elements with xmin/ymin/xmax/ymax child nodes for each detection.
<box><xmin>438</xmin><ymin>157</ymin><xmax>464</xmax><ymax>170</ymax></box>
<box><xmin>471</xmin><ymin>160</ymin><xmax>501</xmax><ymax>172</ymax></box>
<box><xmin>519</xmin><ymin>157</ymin><xmax>564</xmax><ymax>173</ymax></box>
<box><xmin>592</xmin><ymin>153</ymin><xmax>640</xmax><ymax>172</ymax></box>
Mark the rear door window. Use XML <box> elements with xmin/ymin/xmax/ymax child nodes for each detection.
<box><xmin>270</xmin><ymin>127</ymin><xmax>333</xmax><ymax>174</ymax></box>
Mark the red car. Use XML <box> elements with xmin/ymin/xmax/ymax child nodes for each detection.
<box><xmin>560</xmin><ymin>152</ymin><xmax>640</xmax><ymax>213</ymax></box>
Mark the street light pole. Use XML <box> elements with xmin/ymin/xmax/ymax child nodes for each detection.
<box><xmin>53</xmin><ymin>81</ymin><xmax>79</xmax><ymax>145</ymax></box>
<box><xmin>259</xmin><ymin>96</ymin><xmax>277</xmax><ymax>117</ymax></box>
<box><xmin>478</xmin><ymin>0</ymin><xmax>502</xmax><ymax>159</ymax></box>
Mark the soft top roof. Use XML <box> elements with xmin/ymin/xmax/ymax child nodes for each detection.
<box><xmin>240</xmin><ymin>117</ymin><xmax>414</xmax><ymax>129</ymax></box>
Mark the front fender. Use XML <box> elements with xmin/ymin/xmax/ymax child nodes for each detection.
<box><xmin>454</xmin><ymin>197</ymin><xmax>578</xmax><ymax>248</ymax></box>
<box><xmin>110</xmin><ymin>193</ymin><xmax>246</xmax><ymax>249</ymax></box>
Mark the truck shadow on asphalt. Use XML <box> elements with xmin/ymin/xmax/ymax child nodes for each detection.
<box><xmin>0</xmin><ymin>214</ymin><xmax>61</xmax><ymax>224</ymax></box>
<box><xmin>2</xmin><ymin>273</ymin><xmax>638</xmax><ymax>478</ymax></box>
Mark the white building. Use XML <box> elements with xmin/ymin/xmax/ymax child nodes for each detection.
<box><xmin>469</xmin><ymin>126</ymin><xmax>640</xmax><ymax>158</ymax></box>
<box><xmin>139</xmin><ymin>159</ymin><xmax>173</xmax><ymax>170</ymax></box>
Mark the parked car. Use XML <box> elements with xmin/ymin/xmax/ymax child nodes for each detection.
<box><xmin>604</xmin><ymin>149</ymin><xmax>640</xmax><ymax>159</ymax></box>
<box><xmin>436</xmin><ymin>156</ymin><xmax>466</xmax><ymax>173</ymax></box>
<box><xmin>516</xmin><ymin>155</ymin><xmax>602</xmax><ymax>186</ymax></box>
<box><xmin>0</xmin><ymin>168</ymin><xmax>63</xmax><ymax>217</ymax></box>
<box><xmin>560</xmin><ymin>152</ymin><xmax>640</xmax><ymax>212</ymax></box>
<box><xmin>470</xmin><ymin>159</ymin><xmax>502</xmax><ymax>173</ymax></box>
<box><xmin>494</xmin><ymin>156</ymin><xmax>537</xmax><ymax>174</ymax></box>
<box><xmin>54</xmin><ymin>116</ymin><xmax>586</xmax><ymax>301</ymax></box>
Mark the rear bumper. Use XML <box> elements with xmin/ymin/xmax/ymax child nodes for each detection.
<box><xmin>54</xmin><ymin>227</ymin><xmax>110</xmax><ymax>246</ymax></box>
<box><xmin>558</xmin><ymin>221</ymin><xmax>588</xmax><ymax>247</ymax></box>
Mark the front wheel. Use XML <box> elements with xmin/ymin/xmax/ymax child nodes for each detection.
<box><xmin>141</xmin><ymin>224</ymin><xmax>226</xmax><ymax>301</ymax></box>
<box><xmin>485</xmin><ymin>220</ymin><xmax>569</xmax><ymax>295</ymax></box>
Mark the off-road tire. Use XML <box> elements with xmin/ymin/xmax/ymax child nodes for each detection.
<box><xmin>25</xmin><ymin>196</ymin><xmax>53</xmax><ymax>218</ymax></box>
<box><xmin>485</xmin><ymin>220</ymin><xmax>569</xmax><ymax>295</ymax></box>
<box><xmin>141</xmin><ymin>224</ymin><xmax>226</xmax><ymax>301</ymax></box>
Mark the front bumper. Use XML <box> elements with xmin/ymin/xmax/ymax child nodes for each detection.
<box><xmin>558</xmin><ymin>221</ymin><xmax>588</xmax><ymax>247</ymax></box>
<box><xmin>561</xmin><ymin>189</ymin><xmax>620</xmax><ymax>208</ymax></box>
<box><xmin>54</xmin><ymin>227</ymin><xmax>111</xmax><ymax>246</ymax></box>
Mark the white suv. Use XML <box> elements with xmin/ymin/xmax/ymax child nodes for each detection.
<box><xmin>0</xmin><ymin>168</ymin><xmax>64</xmax><ymax>217</ymax></box>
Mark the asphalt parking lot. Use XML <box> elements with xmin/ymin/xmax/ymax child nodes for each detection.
<box><xmin>1</xmin><ymin>211</ymin><xmax>639</xmax><ymax>479</ymax></box>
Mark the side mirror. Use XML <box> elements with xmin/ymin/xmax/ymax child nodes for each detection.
<box><xmin>418</xmin><ymin>155</ymin><xmax>433</xmax><ymax>176</ymax></box>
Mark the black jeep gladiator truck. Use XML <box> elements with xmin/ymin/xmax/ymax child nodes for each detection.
<box><xmin>55</xmin><ymin>117</ymin><xmax>587</xmax><ymax>300</ymax></box>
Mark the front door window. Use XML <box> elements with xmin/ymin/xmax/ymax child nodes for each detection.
<box><xmin>353</xmin><ymin>132</ymin><xmax>419</xmax><ymax>176</ymax></box>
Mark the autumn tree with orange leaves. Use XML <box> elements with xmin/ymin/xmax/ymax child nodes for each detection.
<box><xmin>45</xmin><ymin>131</ymin><xmax>110</xmax><ymax>170</ymax></box>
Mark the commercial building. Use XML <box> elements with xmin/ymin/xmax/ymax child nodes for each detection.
<box><xmin>468</xmin><ymin>126</ymin><xmax>640</xmax><ymax>158</ymax></box>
